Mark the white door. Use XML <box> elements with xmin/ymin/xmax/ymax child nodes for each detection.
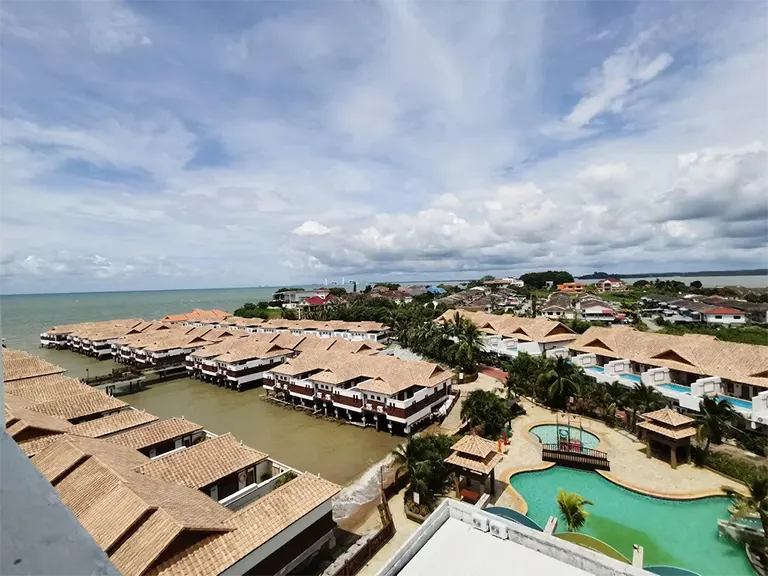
<box><xmin>238</xmin><ymin>470</ymin><xmax>247</xmax><ymax>490</ymax></box>
<box><xmin>174</xmin><ymin>438</ymin><xmax>183</xmax><ymax>449</ymax></box>
<box><xmin>210</xmin><ymin>485</ymin><xmax>218</xmax><ymax>500</ymax></box>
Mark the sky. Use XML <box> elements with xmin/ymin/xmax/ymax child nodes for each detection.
<box><xmin>1</xmin><ymin>0</ymin><xmax>767</xmax><ymax>294</ymax></box>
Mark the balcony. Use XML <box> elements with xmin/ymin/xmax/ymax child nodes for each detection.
<box><xmin>332</xmin><ymin>393</ymin><xmax>362</xmax><ymax>409</ymax></box>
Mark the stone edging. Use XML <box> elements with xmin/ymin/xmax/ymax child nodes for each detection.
<box><xmin>523</xmin><ymin>418</ymin><xmax>608</xmax><ymax>452</ymax></box>
<box><xmin>596</xmin><ymin>470</ymin><xmax>746</xmax><ymax>500</ymax></box>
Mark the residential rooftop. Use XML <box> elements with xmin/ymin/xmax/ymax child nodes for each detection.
<box><xmin>107</xmin><ymin>417</ymin><xmax>203</xmax><ymax>451</ymax></box>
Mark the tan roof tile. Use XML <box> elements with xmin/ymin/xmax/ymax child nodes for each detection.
<box><xmin>444</xmin><ymin>450</ymin><xmax>502</xmax><ymax>475</ymax></box>
<box><xmin>67</xmin><ymin>410</ymin><xmax>159</xmax><ymax>438</ymax></box>
<box><xmin>16</xmin><ymin>433</ymin><xmax>65</xmax><ymax>457</ymax></box>
<box><xmin>110</xmin><ymin>510</ymin><xmax>183</xmax><ymax>576</ymax></box>
<box><xmin>5</xmin><ymin>404</ymin><xmax>72</xmax><ymax>437</ymax></box>
<box><xmin>78</xmin><ymin>484</ymin><xmax>151</xmax><ymax>550</ymax></box>
<box><xmin>2</xmin><ymin>356</ymin><xmax>66</xmax><ymax>382</ymax></box>
<box><xmin>451</xmin><ymin>434</ymin><xmax>498</xmax><ymax>458</ymax></box>
<box><xmin>149</xmin><ymin>473</ymin><xmax>341</xmax><ymax>576</ymax></box>
<box><xmin>436</xmin><ymin>311</ymin><xmax>577</xmax><ymax>343</ymax></box>
<box><xmin>107</xmin><ymin>418</ymin><xmax>203</xmax><ymax>450</ymax></box>
<box><xmin>642</xmin><ymin>407</ymin><xmax>694</xmax><ymax>427</ymax></box>
<box><xmin>570</xmin><ymin>326</ymin><xmax>768</xmax><ymax>389</ymax></box>
<box><xmin>134</xmin><ymin>433</ymin><xmax>268</xmax><ymax>489</ymax></box>
<box><xmin>5</xmin><ymin>375</ymin><xmax>94</xmax><ymax>404</ymax></box>
<box><xmin>637</xmin><ymin>420</ymin><xmax>697</xmax><ymax>440</ymax></box>
<box><xmin>29</xmin><ymin>390</ymin><xmax>128</xmax><ymax>421</ymax></box>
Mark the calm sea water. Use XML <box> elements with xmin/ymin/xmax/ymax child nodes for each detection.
<box><xmin>583</xmin><ymin>275</ymin><xmax>767</xmax><ymax>288</ymax></box>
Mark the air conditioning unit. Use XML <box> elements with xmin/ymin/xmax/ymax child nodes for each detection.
<box><xmin>489</xmin><ymin>520</ymin><xmax>507</xmax><ymax>540</ymax></box>
<box><xmin>472</xmin><ymin>514</ymin><xmax>489</xmax><ymax>532</ymax></box>
<box><xmin>377</xmin><ymin>406</ymin><xmax>384</xmax><ymax>413</ymax></box>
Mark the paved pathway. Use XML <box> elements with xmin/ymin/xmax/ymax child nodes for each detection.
<box><xmin>439</xmin><ymin>373</ymin><xmax>505</xmax><ymax>435</ymax></box>
<box><xmin>642</xmin><ymin>317</ymin><xmax>662</xmax><ymax>332</ymax></box>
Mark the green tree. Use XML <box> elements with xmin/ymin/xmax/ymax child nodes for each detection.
<box><xmin>282</xmin><ymin>308</ymin><xmax>299</xmax><ymax>320</ymax></box>
<box><xmin>690</xmin><ymin>280</ymin><xmax>703</xmax><ymax>289</ymax></box>
<box><xmin>392</xmin><ymin>434</ymin><xmax>455</xmax><ymax>508</ymax></box>
<box><xmin>722</xmin><ymin>477</ymin><xmax>768</xmax><ymax>537</ymax></box>
<box><xmin>506</xmin><ymin>353</ymin><xmax>547</xmax><ymax>400</ymax></box>
<box><xmin>556</xmin><ymin>490</ymin><xmax>593</xmax><ymax>532</ymax></box>
<box><xmin>628</xmin><ymin>382</ymin><xmax>666</xmax><ymax>431</ymax></box>
<box><xmin>327</xmin><ymin>287</ymin><xmax>347</xmax><ymax>297</ymax></box>
<box><xmin>446</xmin><ymin>313</ymin><xmax>484</xmax><ymax>374</ymax></box>
<box><xmin>460</xmin><ymin>389</ymin><xmax>511</xmax><ymax>439</ymax></box>
<box><xmin>537</xmin><ymin>357</ymin><xmax>581</xmax><ymax>410</ymax></box>
<box><xmin>695</xmin><ymin>396</ymin><xmax>738</xmax><ymax>459</ymax></box>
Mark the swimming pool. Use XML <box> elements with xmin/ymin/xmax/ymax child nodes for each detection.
<box><xmin>657</xmin><ymin>384</ymin><xmax>692</xmax><ymax>395</ymax></box>
<box><xmin>510</xmin><ymin>466</ymin><xmax>751</xmax><ymax>576</ymax></box>
<box><xmin>586</xmin><ymin>365</ymin><xmax>605</xmax><ymax>373</ymax></box>
<box><xmin>529</xmin><ymin>424</ymin><xmax>600</xmax><ymax>450</ymax></box>
<box><xmin>718</xmin><ymin>396</ymin><xmax>752</xmax><ymax>411</ymax></box>
<box><xmin>619</xmin><ymin>373</ymin><xmax>642</xmax><ymax>384</ymax></box>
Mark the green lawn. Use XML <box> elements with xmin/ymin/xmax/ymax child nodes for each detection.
<box><xmin>659</xmin><ymin>323</ymin><xmax>768</xmax><ymax>346</ymax></box>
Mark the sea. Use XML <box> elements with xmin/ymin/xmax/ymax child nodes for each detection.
<box><xmin>0</xmin><ymin>286</ymin><xmax>402</xmax><ymax>496</ymax></box>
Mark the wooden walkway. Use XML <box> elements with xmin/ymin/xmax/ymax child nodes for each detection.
<box><xmin>541</xmin><ymin>443</ymin><xmax>610</xmax><ymax>471</ymax></box>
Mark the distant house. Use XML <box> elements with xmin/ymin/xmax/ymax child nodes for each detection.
<box><xmin>426</xmin><ymin>286</ymin><xmax>447</xmax><ymax>295</ymax></box>
<box><xmin>595</xmin><ymin>278</ymin><xmax>626</xmax><ymax>292</ymax></box>
<box><xmin>701</xmin><ymin>307</ymin><xmax>747</xmax><ymax>325</ymax></box>
<box><xmin>273</xmin><ymin>289</ymin><xmax>328</xmax><ymax>309</ymax></box>
<box><xmin>484</xmin><ymin>277</ymin><xmax>525</xmax><ymax>288</ymax></box>
<box><xmin>557</xmin><ymin>282</ymin><xmax>586</xmax><ymax>294</ymax></box>
<box><xmin>302</xmin><ymin>294</ymin><xmax>336</xmax><ymax>307</ymax></box>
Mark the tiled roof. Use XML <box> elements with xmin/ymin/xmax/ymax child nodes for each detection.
<box><xmin>270</xmin><ymin>350</ymin><xmax>451</xmax><ymax>395</ymax></box>
<box><xmin>444</xmin><ymin>450</ymin><xmax>502</xmax><ymax>475</ymax></box>
<box><xmin>451</xmin><ymin>434</ymin><xmax>498</xmax><ymax>458</ymax></box>
<box><xmin>2</xmin><ymin>356</ymin><xmax>66</xmax><ymax>382</ymax></box>
<box><xmin>28</xmin><ymin>390</ymin><xmax>128</xmax><ymax>421</ymax></box>
<box><xmin>148</xmin><ymin>473</ymin><xmax>341</xmax><ymax>576</ymax></box>
<box><xmin>43</xmin><ymin>318</ymin><xmax>143</xmax><ymax>336</ymax></box>
<box><xmin>17</xmin><ymin>433</ymin><xmax>66</xmax><ymax>456</ymax></box>
<box><xmin>133</xmin><ymin>433</ymin><xmax>268</xmax><ymax>489</ymax></box>
<box><xmin>703</xmin><ymin>307</ymin><xmax>744</xmax><ymax>315</ymax></box>
<box><xmin>436</xmin><ymin>310</ymin><xmax>577</xmax><ymax>343</ymax></box>
<box><xmin>5</xmin><ymin>404</ymin><xmax>72</xmax><ymax>437</ymax></box>
<box><xmin>110</xmin><ymin>510</ymin><xmax>184</xmax><ymax>576</ymax></box>
<box><xmin>161</xmin><ymin>309</ymin><xmax>230</xmax><ymax>322</ymax></box>
<box><xmin>2</xmin><ymin>348</ymin><xmax>30</xmax><ymax>361</ymax></box>
<box><xmin>637</xmin><ymin>420</ymin><xmax>697</xmax><ymax>440</ymax></box>
<box><xmin>5</xmin><ymin>375</ymin><xmax>94</xmax><ymax>404</ymax></box>
<box><xmin>570</xmin><ymin>326</ymin><xmax>768</xmax><ymax>388</ymax></box>
<box><xmin>107</xmin><ymin>418</ymin><xmax>203</xmax><ymax>450</ymax></box>
<box><xmin>32</xmin><ymin>434</ymin><xmax>149</xmax><ymax>483</ymax></box>
<box><xmin>66</xmin><ymin>409</ymin><xmax>159</xmax><ymax>438</ymax></box>
<box><xmin>642</xmin><ymin>407</ymin><xmax>694</xmax><ymax>427</ymax></box>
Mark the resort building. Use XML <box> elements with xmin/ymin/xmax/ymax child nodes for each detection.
<box><xmin>540</xmin><ymin>292</ymin><xmax>576</xmax><ymax>320</ymax></box>
<box><xmin>377</xmin><ymin>499</ymin><xmax>649</xmax><ymax>576</ymax></box>
<box><xmin>265</xmin><ymin>350</ymin><xmax>454</xmax><ymax>434</ymax></box>
<box><xmin>436</xmin><ymin>310</ymin><xmax>577</xmax><ymax>357</ymax></box>
<box><xmin>25</xmin><ymin>433</ymin><xmax>339</xmax><ymax>576</ymax></box>
<box><xmin>234</xmin><ymin>318</ymin><xmax>390</xmax><ymax>342</ymax></box>
<box><xmin>484</xmin><ymin>277</ymin><xmax>525</xmax><ymax>288</ymax></box>
<box><xmin>569</xmin><ymin>327</ymin><xmax>768</xmax><ymax>431</ymax></box>
<box><xmin>65</xmin><ymin>409</ymin><xmax>159</xmax><ymax>439</ymax></box>
<box><xmin>272</xmin><ymin>288</ymin><xmax>330</xmax><ymax>309</ymax></box>
<box><xmin>160</xmin><ymin>308</ymin><xmax>230</xmax><ymax>325</ymax></box>
<box><xmin>556</xmin><ymin>282</ymin><xmax>586</xmax><ymax>293</ymax></box>
<box><xmin>113</xmin><ymin>326</ymin><xmax>240</xmax><ymax>368</ymax></box>
<box><xmin>107</xmin><ymin>417</ymin><xmax>206</xmax><ymax>458</ymax></box>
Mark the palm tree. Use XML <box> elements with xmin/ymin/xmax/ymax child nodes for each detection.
<box><xmin>723</xmin><ymin>477</ymin><xmax>768</xmax><ymax>537</ymax></box>
<box><xmin>537</xmin><ymin>357</ymin><xmax>581</xmax><ymax>410</ymax></box>
<box><xmin>460</xmin><ymin>389</ymin><xmax>511</xmax><ymax>438</ymax></box>
<box><xmin>695</xmin><ymin>396</ymin><xmax>738</xmax><ymax>459</ymax></box>
<box><xmin>451</xmin><ymin>320</ymin><xmax>484</xmax><ymax>375</ymax></box>
<box><xmin>628</xmin><ymin>382</ymin><xmax>666</xmax><ymax>431</ymax></box>
<box><xmin>556</xmin><ymin>490</ymin><xmax>593</xmax><ymax>532</ymax></box>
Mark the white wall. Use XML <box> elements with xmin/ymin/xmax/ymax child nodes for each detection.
<box><xmin>703</xmin><ymin>313</ymin><xmax>746</xmax><ymax>325</ymax></box>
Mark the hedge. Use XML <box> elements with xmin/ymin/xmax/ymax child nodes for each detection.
<box><xmin>704</xmin><ymin>450</ymin><xmax>768</xmax><ymax>486</ymax></box>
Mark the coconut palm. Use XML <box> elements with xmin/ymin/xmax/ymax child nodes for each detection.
<box><xmin>537</xmin><ymin>357</ymin><xmax>581</xmax><ymax>410</ymax></box>
<box><xmin>451</xmin><ymin>320</ymin><xmax>484</xmax><ymax>374</ymax></box>
<box><xmin>392</xmin><ymin>435</ymin><xmax>455</xmax><ymax>507</ymax></box>
<box><xmin>723</xmin><ymin>477</ymin><xmax>768</xmax><ymax>537</ymax></box>
<box><xmin>695</xmin><ymin>396</ymin><xmax>738</xmax><ymax>458</ymax></box>
<box><xmin>556</xmin><ymin>489</ymin><xmax>593</xmax><ymax>532</ymax></box>
<box><xmin>460</xmin><ymin>389</ymin><xmax>511</xmax><ymax>438</ymax></box>
<box><xmin>628</xmin><ymin>382</ymin><xmax>666</xmax><ymax>431</ymax></box>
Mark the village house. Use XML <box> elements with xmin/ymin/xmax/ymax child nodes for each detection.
<box><xmin>595</xmin><ymin>277</ymin><xmax>626</xmax><ymax>292</ymax></box>
<box><xmin>556</xmin><ymin>281</ymin><xmax>586</xmax><ymax>293</ymax></box>
<box><xmin>700</xmin><ymin>307</ymin><xmax>747</xmax><ymax>325</ymax></box>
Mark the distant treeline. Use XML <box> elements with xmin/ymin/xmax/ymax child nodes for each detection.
<box><xmin>579</xmin><ymin>269</ymin><xmax>768</xmax><ymax>280</ymax></box>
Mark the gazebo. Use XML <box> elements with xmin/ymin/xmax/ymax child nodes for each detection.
<box><xmin>637</xmin><ymin>407</ymin><xmax>696</xmax><ymax>469</ymax></box>
<box><xmin>444</xmin><ymin>435</ymin><xmax>503</xmax><ymax>503</ymax></box>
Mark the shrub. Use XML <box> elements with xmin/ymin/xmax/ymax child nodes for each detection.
<box><xmin>274</xmin><ymin>471</ymin><xmax>298</xmax><ymax>488</ymax></box>
<box><xmin>703</xmin><ymin>450</ymin><xmax>768</xmax><ymax>485</ymax></box>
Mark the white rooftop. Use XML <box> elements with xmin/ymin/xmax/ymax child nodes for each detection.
<box><xmin>398</xmin><ymin>517</ymin><xmax>590</xmax><ymax>576</ymax></box>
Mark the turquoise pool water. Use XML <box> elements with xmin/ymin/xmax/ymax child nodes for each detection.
<box><xmin>587</xmin><ymin>365</ymin><xmax>605</xmax><ymax>373</ymax></box>
<box><xmin>620</xmin><ymin>373</ymin><xmax>642</xmax><ymax>383</ymax></box>
<box><xmin>718</xmin><ymin>396</ymin><xmax>752</xmax><ymax>411</ymax></box>
<box><xmin>511</xmin><ymin>466</ymin><xmax>752</xmax><ymax>576</ymax></box>
<box><xmin>657</xmin><ymin>384</ymin><xmax>692</xmax><ymax>395</ymax></box>
<box><xmin>530</xmin><ymin>425</ymin><xmax>600</xmax><ymax>450</ymax></box>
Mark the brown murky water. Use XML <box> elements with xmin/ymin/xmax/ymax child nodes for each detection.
<box><xmin>121</xmin><ymin>378</ymin><xmax>401</xmax><ymax>486</ymax></box>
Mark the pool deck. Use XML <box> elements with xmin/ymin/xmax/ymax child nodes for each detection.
<box><xmin>494</xmin><ymin>399</ymin><xmax>745</xmax><ymax>512</ymax></box>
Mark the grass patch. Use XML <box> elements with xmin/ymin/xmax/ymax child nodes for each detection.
<box><xmin>659</xmin><ymin>324</ymin><xmax>768</xmax><ymax>346</ymax></box>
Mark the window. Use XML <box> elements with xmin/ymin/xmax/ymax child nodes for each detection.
<box><xmin>715</xmin><ymin>315</ymin><xmax>722</xmax><ymax>319</ymax></box>
<box><xmin>734</xmin><ymin>316</ymin><xmax>741</xmax><ymax>320</ymax></box>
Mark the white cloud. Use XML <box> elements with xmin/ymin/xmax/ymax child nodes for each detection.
<box><xmin>0</xmin><ymin>1</ymin><xmax>766</xmax><ymax>292</ymax></box>
<box><xmin>293</xmin><ymin>221</ymin><xmax>332</xmax><ymax>236</ymax></box>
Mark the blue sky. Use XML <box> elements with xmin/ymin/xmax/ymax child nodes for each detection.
<box><xmin>1</xmin><ymin>0</ymin><xmax>766</xmax><ymax>293</ymax></box>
